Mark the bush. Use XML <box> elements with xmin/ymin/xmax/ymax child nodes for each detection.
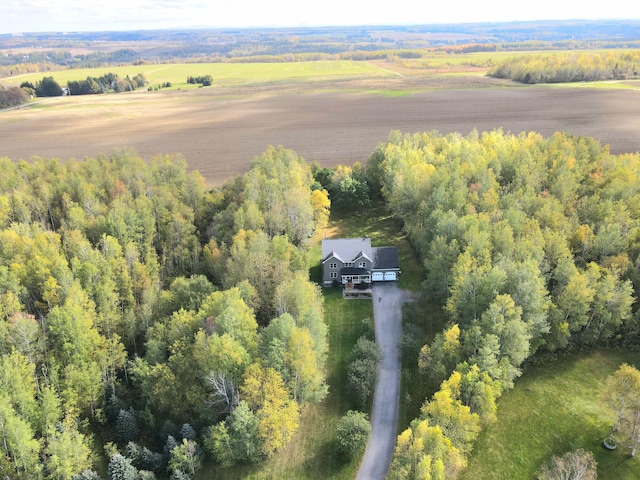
<box><xmin>336</xmin><ymin>410</ymin><xmax>371</xmax><ymax>458</ymax></box>
<box><xmin>0</xmin><ymin>86</ymin><xmax>29</xmax><ymax>108</ymax></box>
<box><xmin>347</xmin><ymin>336</ymin><xmax>382</xmax><ymax>408</ymax></box>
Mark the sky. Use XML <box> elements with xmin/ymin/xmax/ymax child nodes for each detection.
<box><xmin>2</xmin><ymin>0</ymin><xmax>640</xmax><ymax>34</ymax></box>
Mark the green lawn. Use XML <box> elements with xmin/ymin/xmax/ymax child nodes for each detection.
<box><xmin>327</xmin><ymin>200</ymin><xmax>424</xmax><ymax>292</ymax></box>
<box><xmin>3</xmin><ymin>60</ymin><xmax>394</xmax><ymax>90</ymax></box>
<box><xmin>462</xmin><ymin>350</ymin><xmax>640</xmax><ymax>480</ymax></box>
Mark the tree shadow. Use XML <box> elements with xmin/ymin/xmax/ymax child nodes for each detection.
<box><xmin>302</xmin><ymin>437</ymin><xmax>358</xmax><ymax>479</ymax></box>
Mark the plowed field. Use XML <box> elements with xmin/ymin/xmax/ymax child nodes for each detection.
<box><xmin>2</xmin><ymin>85</ymin><xmax>640</xmax><ymax>185</ymax></box>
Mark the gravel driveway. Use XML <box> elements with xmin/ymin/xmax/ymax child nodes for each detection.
<box><xmin>356</xmin><ymin>282</ymin><xmax>410</xmax><ymax>480</ymax></box>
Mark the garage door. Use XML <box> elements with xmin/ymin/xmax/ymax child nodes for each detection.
<box><xmin>384</xmin><ymin>272</ymin><xmax>397</xmax><ymax>281</ymax></box>
<box><xmin>372</xmin><ymin>272</ymin><xmax>384</xmax><ymax>282</ymax></box>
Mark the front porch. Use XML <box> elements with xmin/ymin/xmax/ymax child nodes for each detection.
<box><xmin>340</xmin><ymin>266</ymin><xmax>371</xmax><ymax>286</ymax></box>
<box><xmin>343</xmin><ymin>280</ymin><xmax>373</xmax><ymax>299</ymax></box>
<box><xmin>341</xmin><ymin>274</ymin><xmax>371</xmax><ymax>285</ymax></box>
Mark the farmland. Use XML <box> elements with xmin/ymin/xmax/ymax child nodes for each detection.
<box><xmin>3</xmin><ymin>22</ymin><xmax>640</xmax><ymax>480</ymax></box>
<box><xmin>2</xmin><ymin>57</ymin><xmax>640</xmax><ymax>186</ymax></box>
<box><xmin>2</xmin><ymin>60</ymin><xmax>396</xmax><ymax>91</ymax></box>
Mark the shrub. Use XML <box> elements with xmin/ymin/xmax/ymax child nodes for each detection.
<box><xmin>0</xmin><ymin>86</ymin><xmax>29</xmax><ymax>108</ymax></box>
<box><xmin>336</xmin><ymin>410</ymin><xmax>371</xmax><ymax>458</ymax></box>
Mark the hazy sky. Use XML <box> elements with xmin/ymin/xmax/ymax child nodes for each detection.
<box><xmin>2</xmin><ymin>0</ymin><xmax>640</xmax><ymax>33</ymax></box>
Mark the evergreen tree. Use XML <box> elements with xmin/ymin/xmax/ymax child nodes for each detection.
<box><xmin>107</xmin><ymin>454</ymin><xmax>138</xmax><ymax>480</ymax></box>
<box><xmin>115</xmin><ymin>408</ymin><xmax>139</xmax><ymax>443</ymax></box>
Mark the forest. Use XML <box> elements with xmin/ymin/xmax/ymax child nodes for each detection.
<box><xmin>0</xmin><ymin>146</ymin><xmax>331</xmax><ymax>479</ymax></box>
<box><xmin>3</xmin><ymin>123</ymin><xmax>640</xmax><ymax>479</ymax></box>
<box><xmin>362</xmin><ymin>129</ymin><xmax>640</xmax><ymax>478</ymax></box>
<box><xmin>488</xmin><ymin>50</ymin><xmax>640</xmax><ymax>83</ymax></box>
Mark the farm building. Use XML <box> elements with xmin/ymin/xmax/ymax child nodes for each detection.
<box><xmin>321</xmin><ymin>237</ymin><xmax>400</xmax><ymax>287</ymax></box>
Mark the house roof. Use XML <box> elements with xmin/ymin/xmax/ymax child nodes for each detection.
<box><xmin>322</xmin><ymin>237</ymin><xmax>372</xmax><ymax>263</ymax></box>
<box><xmin>353</xmin><ymin>251</ymin><xmax>373</xmax><ymax>263</ymax></box>
<box><xmin>340</xmin><ymin>267</ymin><xmax>370</xmax><ymax>276</ymax></box>
<box><xmin>321</xmin><ymin>251</ymin><xmax>344</xmax><ymax>264</ymax></box>
<box><xmin>372</xmin><ymin>246</ymin><xmax>400</xmax><ymax>270</ymax></box>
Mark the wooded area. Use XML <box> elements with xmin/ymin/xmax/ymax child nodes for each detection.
<box><xmin>4</xmin><ymin>119</ymin><xmax>640</xmax><ymax>479</ymax></box>
<box><xmin>489</xmin><ymin>50</ymin><xmax>640</xmax><ymax>83</ymax></box>
<box><xmin>366</xmin><ymin>130</ymin><xmax>640</xmax><ymax>478</ymax></box>
<box><xmin>0</xmin><ymin>146</ymin><xmax>330</xmax><ymax>479</ymax></box>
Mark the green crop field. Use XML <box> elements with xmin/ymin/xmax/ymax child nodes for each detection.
<box><xmin>463</xmin><ymin>350</ymin><xmax>640</xmax><ymax>480</ymax></box>
<box><xmin>2</xmin><ymin>60</ymin><xmax>396</xmax><ymax>90</ymax></box>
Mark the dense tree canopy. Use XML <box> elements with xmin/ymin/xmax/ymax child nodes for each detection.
<box><xmin>374</xmin><ymin>129</ymin><xmax>640</xmax><ymax>478</ymax></box>
<box><xmin>0</xmin><ymin>145</ymin><xmax>329</xmax><ymax>476</ymax></box>
<box><xmin>489</xmin><ymin>50</ymin><xmax>640</xmax><ymax>83</ymax></box>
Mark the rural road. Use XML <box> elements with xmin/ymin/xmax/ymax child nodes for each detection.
<box><xmin>356</xmin><ymin>282</ymin><xmax>410</xmax><ymax>480</ymax></box>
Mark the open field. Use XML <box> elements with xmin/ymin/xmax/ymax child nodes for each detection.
<box><xmin>462</xmin><ymin>350</ymin><xmax>640</xmax><ymax>480</ymax></box>
<box><xmin>1</xmin><ymin>61</ymin><xmax>396</xmax><ymax>90</ymax></box>
<box><xmin>2</xmin><ymin>79</ymin><xmax>640</xmax><ymax>186</ymax></box>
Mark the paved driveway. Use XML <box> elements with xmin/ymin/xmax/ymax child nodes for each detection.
<box><xmin>356</xmin><ymin>282</ymin><xmax>409</xmax><ymax>480</ymax></box>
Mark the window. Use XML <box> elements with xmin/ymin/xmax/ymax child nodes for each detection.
<box><xmin>344</xmin><ymin>262</ymin><xmax>353</xmax><ymax>267</ymax></box>
<box><xmin>330</xmin><ymin>262</ymin><xmax>337</xmax><ymax>269</ymax></box>
<box><xmin>359</xmin><ymin>262</ymin><xmax>366</xmax><ymax>269</ymax></box>
<box><xmin>330</xmin><ymin>272</ymin><xmax>337</xmax><ymax>279</ymax></box>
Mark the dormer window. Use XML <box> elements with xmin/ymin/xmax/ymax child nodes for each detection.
<box><xmin>345</xmin><ymin>262</ymin><xmax>353</xmax><ymax>267</ymax></box>
<box><xmin>359</xmin><ymin>262</ymin><xmax>366</xmax><ymax>268</ymax></box>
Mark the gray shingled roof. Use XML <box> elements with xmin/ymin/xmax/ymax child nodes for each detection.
<box><xmin>340</xmin><ymin>267</ymin><xmax>370</xmax><ymax>276</ymax></box>
<box><xmin>372</xmin><ymin>246</ymin><xmax>400</xmax><ymax>270</ymax></box>
<box><xmin>322</xmin><ymin>237</ymin><xmax>372</xmax><ymax>263</ymax></box>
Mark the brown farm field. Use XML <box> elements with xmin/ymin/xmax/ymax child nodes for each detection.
<box><xmin>2</xmin><ymin>77</ymin><xmax>640</xmax><ymax>186</ymax></box>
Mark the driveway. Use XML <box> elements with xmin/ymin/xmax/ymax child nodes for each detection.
<box><xmin>356</xmin><ymin>282</ymin><xmax>409</xmax><ymax>480</ymax></box>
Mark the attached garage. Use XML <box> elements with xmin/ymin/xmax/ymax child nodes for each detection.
<box><xmin>372</xmin><ymin>272</ymin><xmax>384</xmax><ymax>282</ymax></box>
<box><xmin>384</xmin><ymin>271</ymin><xmax>397</xmax><ymax>281</ymax></box>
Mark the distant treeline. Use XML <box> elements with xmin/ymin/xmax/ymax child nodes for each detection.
<box><xmin>0</xmin><ymin>48</ymin><xmax>143</xmax><ymax>69</ymax></box>
<box><xmin>489</xmin><ymin>50</ymin><xmax>640</xmax><ymax>83</ymax></box>
<box><xmin>17</xmin><ymin>72</ymin><xmax>148</xmax><ymax>98</ymax></box>
<box><xmin>3</xmin><ymin>42</ymin><xmax>640</xmax><ymax>79</ymax></box>
<box><xmin>186</xmin><ymin>74</ymin><xmax>213</xmax><ymax>86</ymax></box>
<box><xmin>4</xmin><ymin>20</ymin><xmax>640</xmax><ymax>73</ymax></box>
<box><xmin>66</xmin><ymin>72</ymin><xmax>148</xmax><ymax>94</ymax></box>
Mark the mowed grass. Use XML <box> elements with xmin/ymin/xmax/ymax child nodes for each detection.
<box><xmin>462</xmin><ymin>350</ymin><xmax>640</xmax><ymax>480</ymax></box>
<box><xmin>326</xmin><ymin>199</ymin><xmax>423</xmax><ymax>292</ymax></box>
<box><xmin>2</xmin><ymin>60</ymin><xmax>394</xmax><ymax>90</ymax></box>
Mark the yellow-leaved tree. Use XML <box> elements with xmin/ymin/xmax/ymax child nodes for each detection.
<box><xmin>241</xmin><ymin>363</ymin><xmax>300</xmax><ymax>457</ymax></box>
